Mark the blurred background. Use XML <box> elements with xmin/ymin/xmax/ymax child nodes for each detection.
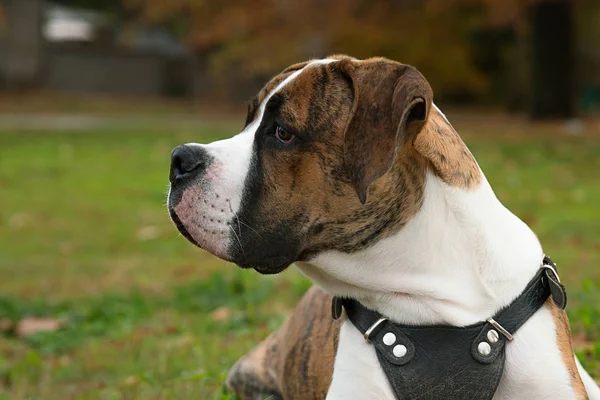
<box><xmin>1</xmin><ymin>0</ymin><xmax>600</xmax><ymax>115</ymax></box>
<box><xmin>0</xmin><ymin>0</ymin><xmax>599</xmax><ymax>399</ymax></box>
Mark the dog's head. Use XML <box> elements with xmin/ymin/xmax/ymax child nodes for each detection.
<box><xmin>168</xmin><ymin>56</ymin><xmax>477</xmax><ymax>274</ymax></box>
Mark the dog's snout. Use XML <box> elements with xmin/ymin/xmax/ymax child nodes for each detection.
<box><xmin>169</xmin><ymin>145</ymin><xmax>210</xmax><ymax>184</ymax></box>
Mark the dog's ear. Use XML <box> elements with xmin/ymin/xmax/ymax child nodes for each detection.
<box><xmin>338</xmin><ymin>59</ymin><xmax>433</xmax><ymax>204</ymax></box>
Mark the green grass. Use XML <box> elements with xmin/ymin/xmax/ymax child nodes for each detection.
<box><xmin>0</xmin><ymin>115</ymin><xmax>599</xmax><ymax>399</ymax></box>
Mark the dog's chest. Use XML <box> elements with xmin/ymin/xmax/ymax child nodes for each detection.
<box><xmin>326</xmin><ymin>309</ymin><xmax>577</xmax><ymax>400</ymax></box>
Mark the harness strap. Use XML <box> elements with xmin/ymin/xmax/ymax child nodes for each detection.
<box><xmin>330</xmin><ymin>256</ymin><xmax>567</xmax><ymax>400</ymax></box>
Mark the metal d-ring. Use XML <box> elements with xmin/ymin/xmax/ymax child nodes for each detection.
<box><xmin>541</xmin><ymin>263</ymin><xmax>561</xmax><ymax>283</ymax></box>
<box><xmin>486</xmin><ymin>318</ymin><xmax>514</xmax><ymax>341</ymax></box>
<box><xmin>364</xmin><ymin>317</ymin><xmax>388</xmax><ymax>342</ymax></box>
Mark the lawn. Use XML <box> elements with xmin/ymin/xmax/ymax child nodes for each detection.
<box><xmin>0</xmin><ymin>112</ymin><xmax>599</xmax><ymax>399</ymax></box>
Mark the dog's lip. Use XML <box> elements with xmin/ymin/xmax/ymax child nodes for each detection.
<box><xmin>237</xmin><ymin>257</ymin><xmax>291</xmax><ymax>275</ymax></box>
<box><xmin>168</xmin><ymin>207</ymin><xmax>200</xmax><ymax>247</ymax></box>
<box><xmin>168</xmin><ymin>206</ymin><xmax>237</xmax><ymax>263</ymax></box>
<box><xmin>252</xmin><ymin>263</ymin><xmax>290</xmax><ymax>275</ymax></box>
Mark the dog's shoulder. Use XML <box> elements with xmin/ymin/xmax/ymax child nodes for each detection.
<box><xmin>227</xmin><ymin>285</ymin><xmax>341</xmax><ymax>400</ymax></box>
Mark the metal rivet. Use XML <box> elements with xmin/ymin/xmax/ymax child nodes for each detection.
<box><xmin>393</xmin><ymin>344</ymin><xmax>407</xmax><ymax>358</ymax></box>
<box><xmin>487</xmin><ymin>329</ymin><xmax>499</xmax><ymax>344</ymax></box>
<box><xmin>478</xmin><ymin>342</ymin><xmax>492</xmax><ymax>356</ymax></box>
<box><xmin>383</xmin><ymin>332</ymin><xmax>396</xmax><ymax>346</ymax></box>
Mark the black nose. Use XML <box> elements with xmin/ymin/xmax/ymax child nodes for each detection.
<box><xmin>169</xmin><ymin>144</ymin><xmax>210</xmax><ymax>184</ymax></box>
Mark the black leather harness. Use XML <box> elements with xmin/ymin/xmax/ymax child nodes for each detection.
<box><xmin>331</xmin><ymin>256</ymin><xmax>567</xmax><ymax>400</ymax></box>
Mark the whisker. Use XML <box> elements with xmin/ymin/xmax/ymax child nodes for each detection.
<box><xmin>170</xmin><ymin>232</ymin><xmax>183</xmax><ymax>241</ymax></box>
<box><xmin>225</xmin><ymin>198</ymin><xmax>263</xmax><ymax>239</ymax></box>
<box><xmin>229</xmin><ymin>225</ymin><xmax>246</xmax><ymax>258</ymax></box>
<box><xmin>235</xmin><ymin>214</ymin><xmax>244</xmax><ymax>240</ymax></box>
<box><xmin>237</xmin><ymin>218</ymin><xmax>263</xmax><ymax>238</ymax></box>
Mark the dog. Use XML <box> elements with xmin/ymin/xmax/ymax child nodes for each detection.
<box><xmin>167</xmin><ymin>56</ymin><xmax>600</xmax><ymax>399</ymax></box>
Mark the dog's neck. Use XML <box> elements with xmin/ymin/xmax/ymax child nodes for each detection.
<box><xmin>296</xmin><ymin>116</ymin><xmax>543</xmax><ymax>327</ymax></box>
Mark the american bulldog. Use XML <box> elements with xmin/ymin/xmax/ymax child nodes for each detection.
<box><xmin>167</xmin><ymin>56</ymin><xmax>600</xmax><ymax>399</ymax></box>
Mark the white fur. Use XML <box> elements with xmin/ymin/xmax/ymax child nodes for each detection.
<box><xmin>327</xmin><ymin>321</ymin><xmax>396</xmax><ymax>399</ymax></box>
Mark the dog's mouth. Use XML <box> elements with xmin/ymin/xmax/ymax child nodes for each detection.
<box><xmin>168</xmin><ymin>207</ymin><xmax>200</xmax><ymax>247</ymax></box>
<box><xmin>168</xmin><ymin>205</ymin><xmax>292</xmax><ymax>275</ymax></box>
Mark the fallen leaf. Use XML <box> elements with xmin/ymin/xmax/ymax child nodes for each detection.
<box><xmin>0</xmin><ymin>318</ymin><xmax>13</xmax><ymax>332</ymax></box>
<box><xmin>539</xmin><ymin>189</ymin><xmax>554</xmax><ymax>204</ymax></box>
<box><xmin>163</xmin><ymin>325</ymin><xmax>179</xmax><ymax>334</ymax></box>
<box><xmin>211</xmin><ymin>307</ymin><xmax>232</xmax><ymax>322</ymax></box>
<box><xmin>59</xmin><ymin>241</ymin><xmax>74</xmax><ymax>254</ymax></box>
<box><xmin>124</xmin><ymin>376</ymin><xmax>138</xmax><ymax>386</ymax></box>
<box><xmin>8</xmin><ymin>212</ymin><xmax>33</xmax><ymax>229</ymax></box>
<box><xmin>169</xmin><ymin>334</ymin><xmax>195</xmax><ymax>349</ymax></box>
<box><xmin>570</xmin><ymin>188</ymin><xmax>585</xmax><ymax>203</ymax></box>
<box><xmin>568</xmin><ymin>236</ymin><xmax>584</xmax><ymax>247</ymax></box>
<box><xmin>136</xmin><ymin>226</ymin><xmax>160</xmax><ymax>241</ymax></box>
<box><xmin>15</xmin><ymin>317</ymin><xmax>62</xmax><ymax>337</ymax></box>
<box><xmin>522</xmin><ymin>215</ymin><xmax>537</xmax><ymax>228</ymax></box>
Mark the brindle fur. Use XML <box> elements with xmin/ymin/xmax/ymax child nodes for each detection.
<box><xmin>226</xmin><ymin>56</ymin><xmax>488</xmax><ymax>399</ymax></box>
<box><xmin>546</xmin><ymin>299</ymin><xmax>588</xmax><ymax>398</ymax></box>
<box><xmin>227</xmin><ymin>286</ymin><xmax>340</xmax><ymax>400</ymax></box>
<box><xmin>414</xmin><ymin>109</ymin><xmax>482</xmax><ymax>189</ymax></box>
<box><xmin>229</xmin><ymin>57</ymin><xmax>461</xmax><ymax>273</ymax></box>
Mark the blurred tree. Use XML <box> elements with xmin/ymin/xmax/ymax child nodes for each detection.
<box><xmin>123</xmin><ymin>0</ymin><xmax>493</xmax><ymax>101</ymax></box>
<box><xmin>530</xmin><ymin>0</ymin><xmax>574</xmax><ymax>119</ymax></box>
<box><xmin>446</xmin><ymin>0</ymin><xmax>576</xmax><ymax>119</ymax></box>
<box><xmin>0</xmin><ymin>0</ymin><xmax>580</xmax><ymax>118</ymax></box>
<box><xmin>125</xmin><ymin>0</ymin><xmax>578</xmax><ymax>118</ymax></box>
<box><xmin>1</xmin><ymin>0</ymin><xmax>44</xmax><ymax>90</ymax></box>
<box><xmin>51</xmin><ymin>0</ymin><xmax>126</xmax><ymax>15</ymax></box>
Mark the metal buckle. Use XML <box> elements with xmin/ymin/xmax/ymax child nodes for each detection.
<box><xmin>364</xmin><ymin>317</ymin><xmax>388</xmax><ymax>342</ymax></box>
<box><xmin>486</xmin><ymin>318</ymin><xmax>514</xmax><ymax>341</ymax></box>
<box><xmin>541</xmin><ymin>255</ymin><xmax>561</xmax><ymax>283</ymax></box>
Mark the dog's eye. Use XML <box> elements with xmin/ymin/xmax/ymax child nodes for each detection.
<box><xmin>275</xmin><ymin>125</ymin><xmax>295</xmax><ymax>144</ymax></box>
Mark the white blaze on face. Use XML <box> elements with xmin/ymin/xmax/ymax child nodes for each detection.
<box><xmin>169</xmin><ymin>61</ymin><xmax>335</xmax><ymax>258</ymax></box>
<box><xmin>200</xmin><ymin>58</ymin><xmax>336</xmax><ymax>212</ymax></box>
